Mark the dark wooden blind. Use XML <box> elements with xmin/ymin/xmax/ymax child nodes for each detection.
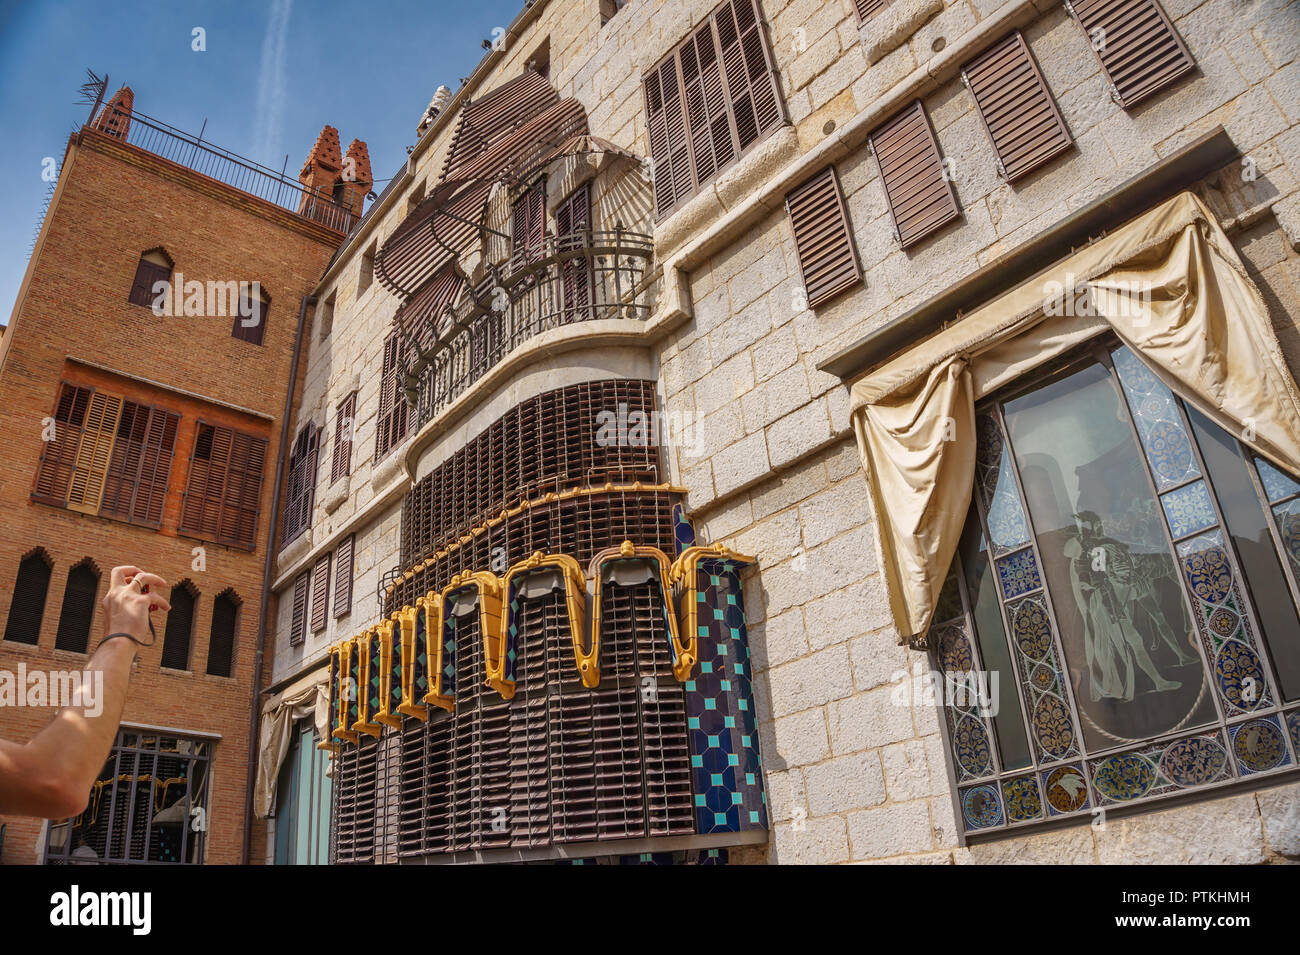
<box><xmin>643</xmin><ymin>0</ymin><xmax>784</xmax><ymax>218</ymax></box>
<box><xmin>282</xmin><ymin>422</ymin><xmax>320</xmax><ymax>546</ymax></box>
<box><xmin>963</xmin><ymin>32</ymin><xmax>1072</xmax><ymax>182</ymax></box>
<box><xmin>232</xmin><ymin>288</ymin><xmax>270</xmax><ymax>345</ymax></box>
<box><xmin>331</xmin><ymin>392</ymin><xmax>357</xmax><ymax>484</ymax></box>
<box><xmin>869</xmin><ymin>100</ymin><xmax>960</xmax><ymax>249</ymax></box>
<box><xmin>511</xmin><ymin>184</ymin><xmax>546</xmax><ymax>265</ymax></box>
<box><xmin>1069</xmin><ymin>0</ymin><xmax>1194</xmax><ymax>109</ymax></box>
<box><xmin>54</xmin><ymin>561</ymin><xmax>100</xmax><ymax>653</ymax></box>
<box><xmin>555</xmin><ymin>184</ymin><xmax>593</xmax><ymax>320</ymax></box>
<box><xmin>128</xmin><ymin>256</ymin><xmax>171</xmax><ymax>308</ymax></box>
<box><xmin>375</xmin><ymin>335</ymin><xmax>410</xmax><ymax>461</ymax></box>
<box><xmin>160</xmin><ymin>582</ymin><xmax>197</xmax><ymax>670</ymax></box>
<box><xmin>206</xmin><ymin>590</ymin><xmax>239</xmax><ymax>677</ymax></box>
<box><xmin>310</xmin><ymin>553</ymin><xmax>331</xmax><ymax>634</ymax></box>
<box><xmin>290</xmin><ymin>571</ymin><xmax>310</xmax><ymax>647</ymax></box>
<box><xmin>334</xmin><ymin>534</ymin><xmax>355</xmax><ymax>618</ymax></box>
<box><xmin>786</xmin><ymin>166</ymin><xmax>861</xmax><ymax>309</ymax></box>
<box><xmin>99</xmin><ymin>401</ymin><xmax>180</xmax><ymax>527</ymax></box>
<box><xmin>180</xmin><ymin>423</ymin><xmax>267</xmax><ymax>550</ymax></box>
<box><xmin>33</xmin><ymin>384</ymin><xmax>92</xmax><ymax>504</ymax></box>
<box><xmin>5</xmin><ymin>549</ymin><xmax>53</xmax><ymax>645</ymax></box>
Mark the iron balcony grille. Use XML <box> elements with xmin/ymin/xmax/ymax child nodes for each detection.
<box><xmin>404</xmin><ymin>227</ymin><xmax>654</xmax><ymax>429</ymax></box>
<box><xmin>44</xmin><ymin>730</ymin><xmax>212</xmax><ymax>865</ymax></box>
<box><xmin>86</xmin><ymin>105</ymin><xmax>361</xmax><ymax>234</ymax></box>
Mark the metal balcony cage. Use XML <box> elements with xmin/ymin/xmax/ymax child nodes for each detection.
<box><xmin>44</xmin><ymin>730</ymin><xmax>212</xmax><ymax>865</ymax></box>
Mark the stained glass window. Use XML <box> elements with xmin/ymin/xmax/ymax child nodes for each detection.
<box><xmin>937</xmin><ymin>339</ymin><xmax>1300</xmax><ymax>835</ymax></box>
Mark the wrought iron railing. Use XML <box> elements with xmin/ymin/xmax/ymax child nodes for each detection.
<box><xmin>404</xmin><ymin>226</ymin><xmax>654</xmax><ymax>428</ymax></box>
<box><xmin>89</xmin><ymin>106</ymin><xmax>361</xmax><ymax>234</ymax></box>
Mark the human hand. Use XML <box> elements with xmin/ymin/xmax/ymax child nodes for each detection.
<box><xmin>101</xmin><ymin>566</ymin><xmax>171</xmax><ymax>643</ymax></box>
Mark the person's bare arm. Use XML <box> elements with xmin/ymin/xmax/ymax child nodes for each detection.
<box><xmin>0</xmin><ymin>566</ymin><xmax>169</xmax><ymax>818</ymax></box>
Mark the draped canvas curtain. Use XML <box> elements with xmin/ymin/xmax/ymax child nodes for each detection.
<box><xmin>254</xmin><ymin>668</ymin><xmax>331</xmax><ymax>819</ymax></box>
<box><xmin>849</xmin><ymin>191</ymin><xmax>1300</xmax><ymax>643</ymax></box>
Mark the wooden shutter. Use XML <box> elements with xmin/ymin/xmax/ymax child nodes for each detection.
<box><xmin>642</xmin><ymin>0</ymin><xmax>784</xmax><ymax>218</ymax></box>
<box><xmin>854</xmin><ymin>0</ymin><xmax>889</xmax><ymax>19</ymax></box>
<box><xmin>283</xmin><ymin>423</ymin><xmax>319</xmax><ymax>545</ymax></box>
<box><xmin>375</xmin><ymin>335</ymin><xmax>409</xmax><ymax>461</ymax></box>
<box><xmin>511</xmin><ymin>185</ymin><xmax>545</xmax><ymax>265</ymax></box>
<box><xmin>160</xmin><ymin>583</ymin><xmax>196</xmax><ymax>670</ymax></box>
<box><xmin>785</xmin><ymin>166</ymin><xmax>862</xmax><ymax>309</ymax></box>
<box><xmin>232</xmin><ymin>289</ymin><xmax>270</xmax><ymax>345</ymax></box>
<box><xmin>33</xmin><ymin>384</ymin><xmax>92</xmax><ymax>504</ymax></box>
<box><xmin>100</xmin><ymin>402</ymin><xmax>179</xmax><ymax>527</ymax></box>
<box><xmin>54</xmin><ymin>561</ymin><xmax>100</xmax><ymax>653</ymax></box>
<box><xmin>66</xmin><ymin>392</ymin><xmax>123</xmax><ymax>514</ymax></box>
<box><xmin>181</xmin><ymin>423</ymin><xmax>265</xmax><ymax>550</ymax></box>
<box><xmin>128</xmin><ymin>258</ymin><xmax>170</xmax><ymax>308</ymax></box>
<box><xmin>963</xmin><ymin>32</ymin><xmax>1072</xmax><ymax>182</ymax></box>
<box><xmin>555</xmin><ymin>184</ymin><xmax>593</xmax><ymax>320</ymax></box>
<box><xmin>1068</xmin><ymin>0</ymin><xmax>1194</xmax><ymax>109</ymax></box>
<box><xmin>4</xmin><ymin>550</ymin><xmax>53</xmax><ymax>645</ymax></box>
<box><xmin>206</xmin><ymin>590</ymin><xmax>239</xmax><ymax>677</ymax></box>
<box><xmin>310</xmin><ymin>553</ymin><xmax>332</xmax><ymax>634</ymax></box>
<box><xmin>331</xmin><ymin>392</ymin><xmax>357</xmax><ymax>484</ymax></box>
<box><xmin>222</xmin><ymin>431</ymin><xmax>266</xmax><ymax>550</ymax></box>
<box><xmin>334</xmin><ymin>534</ymin><xmax>355</xmax><ymax>618</ymax></box>
<box><xmin>869</xmin><ymin>100</ymin><xmax>960</xmax><ymax>249</ymax></box>
<box><xmin>290</xmin><ymin>571</ymin><xmax>310</xmax><ymax>647</ymax></box>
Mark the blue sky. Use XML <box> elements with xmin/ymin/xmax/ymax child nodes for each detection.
<box><xmin>0</xmin><ymin>0</ymin><xmax>524</xmax><ymax>321</ymax></box>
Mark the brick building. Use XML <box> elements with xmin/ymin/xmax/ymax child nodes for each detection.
<box><xmin>0</xmin><ymin>85</ymin><xmax>367</xmax><ymax>864</ymax></box>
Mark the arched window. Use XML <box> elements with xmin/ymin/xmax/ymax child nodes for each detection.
<box><xmin>207</xmin><ymin>589</ymin><xmax>241</xmax><ymax>677</ymax></box>
<box><xmin>160</xmin><ymin>580</ymin><xmax>199</xmax><ymax>671</ymax></box>
<box><xmin>54</xmin><ymin>558</ymin><xmax>101</xmax><ymax>653</ymax></box>
<box><xmin>128</xmin><ymin>248</ymin><xmax>173</xmax><ymax>308</ymax></box>
<box><xmin>232</xmin><ymin>286</ymin><xmax>271</xmax><ymax>346</ymax></box>
<box><xmin>4</xmin><ymin>548</ymin><xmax>53</xmax><ymax>645</ymax></box>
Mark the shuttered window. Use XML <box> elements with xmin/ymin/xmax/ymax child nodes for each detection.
<box><xmin>207</xmin><ymin>589</ymin><xmax>240</xmax><ymax>677</ymax></box>
<box><xmin>869</xmin><ymin>100</ymin><xmax>960</xmax><ymax>249</ymax></box>
<box><xmin>1068</xmin><ymin>0</ymin><xmax>1194</xmax><ymax>109</ymax></box>
<box><xmin>310</xmin><ymin>553</ymin><xmax>332</xmax><ymax>634</ymax></box>
<box><xmin>785</xmin><ymin>166</ymin><xmax>861</xmax><ymax>309</ymax></box>
<box><xmin>334</xmin><ymin>534</ymin><xmax>355</xmax><ymax>618</ymax></box>
<box><xmin>160</xmin><ymin>581</ymin><xmax>197</xmax><ymax>670</ymax></box>
<box><xmin>180</xmin><ymin>422</ymin><xmax>267</xmax><ymax>551</ymax></box>
<box><xmin>643</xmin><ymin>0</ymin><xmax>785</xmax><ymax>218</ymax></box>
<box><xmin>854</xmin><ymin>0</ymin><xmax>890</xmax><ymax>20</ymax></box>
<box><xmin>127</xmin><ymin>252</ymin><xmax>172</xmax><ymax>308</ymax></box>
<box><xmin>290</xmin><ymin>571</ymin><xmax>310</xmax><ymax>647</ymax></box>
<box><xmin>99</xmin><ymin>401</ymin><xmax>180</xmax><ymax>527</ymax></box>
<box><xmin>282</xmin><ymin>423</ymin><xmax>320</xmax><ymax>546</ymax></box>
<box><xmin>963</xmin><ymin>32</ymin><xmax>1072</xmax><ymax>182</ymax></box>
<box><xmin>555</xmin><ymin>184</ymin><xmax>593</xmax><ymax>320</ymax></box>
<box><xmin>66</xmin><ymin>391</ymin><xmax>124</xmax><ymax>515</ymax></box>
<box><xmin>331</xmin><ymin>392</ymin><xmax>357</xmax><ymax>484</ymax></box>
<box><xmin>511</xmin><ymin>184</ymin><xmax>546</xmax><ymax>266</ymax></box>
<box><xmin>33</xmin><ymin>383</ymin><xmax>92</xmax><ymax>504</ymax></box>
<box><xmin>232</xmin><ymin>287</ymin><xmax>271</xmax><ymax>346</ymax></box>
<box><xmin>375</xmin><ymin>334</ymin><xmax>410</xmax><ymax>461</ymax></box>
<box><xmin>54</xmin><ymin>560</ymin><xmax>100</xmax><ymax>653</ymax></box>
<box><xmin>4</xmin><ymin>549</ymin><xmax>53</xmax><ymax>645</ymax></box>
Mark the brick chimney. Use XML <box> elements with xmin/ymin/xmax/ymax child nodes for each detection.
<box><xmin>340</xmin><ymin>139</ymin><xmax>373</xmax><ymax>216</ymax></box>
<box><xmin>298</xmin><ymin>125</ymin><xmax>342</xmax><ymax>218</ymax></box>
<box><xmin>94</xmin><ymin>86</ymin><xmax>134</xmax><ymax>139</ymax></box>
<box><xmin>297</xmin><ymin>125</ymin><xmax>371</xmax><ymax>227</ymax></box>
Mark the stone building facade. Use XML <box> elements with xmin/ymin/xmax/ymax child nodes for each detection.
<box><xmin>263</xmin><ymin>0</ymin><xmax>1300</xmax><ymax>864</ymax></box>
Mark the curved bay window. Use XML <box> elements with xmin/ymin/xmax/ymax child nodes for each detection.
<box><xmin>937</xmin><ymin>337</ymin><xmax>1300</xmax><ymax>835</ymax></box>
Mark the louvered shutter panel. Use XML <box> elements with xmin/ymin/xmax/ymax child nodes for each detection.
<box><xmin>54</xmin><ymin>562</ymin><xmax>99</xmax><ymax>653</ymax></box>
<box><xmin>132</xmin><ymin>409</ymin><xmax>179</xmax><ymax>526</ymax></box>
<box><xmin>643</xmin><ymin>56</ymin><xmax>692</xmax><ymax>216</ymax></box>
<box><xmin>1069</xmin><ymin>0</ymin><xmax>1194</xmax><ymax>109</ymax></box>
<box><xmin>290</xmin><ymin>571</ymin><xmax>310</xmax><ymax>647</ymax></box>
<box><xmin>100</xmin><ymin>403</ymin><xmax>179</xmax><ymax>526</ymax></box>
<box><xmin>67</xmin><ymin>392</ymin><xmax>123</xmax><ymax>514</ymax></box>
<box><xmin>680</xmin><ymin>20</ymin><xmax>733</xmax><ymax>187</ymax></box>
<box><xmin>332</xmin><ymin>392</ymin><xmax>356</xmax><ymax>484</ymax></box>
<box><xmin>716</xmin><ymin>0</ymin><xmax>782</xmax><ymax>153</ymax></box>
<box><xmin>283</xmin><ymin>423</ymin><xmax>318</xmax><ymax>544</ymax></box>
<box><xmin>854</xmin><ymin>0</ymin><xmax>889</xmax><ymax>20</ymax></box>
<box><xmin>33</xmin><ymin>384</ymin><xmax>92</xmax><ymax>504</ymax></box>
<box><xmin>334</xmin><ymin>534</ymin><xmax>355</xmax><ymax>618</ymax></box>
<box><xmin>128</xmin><ymin>259</ymin><xmax>170</xmax><ymax>308</ymax></box>
<box><xmin>181</xmin><ymin>425</ymin><xmax>223</xmax><ymax>538</ymax></box>
<box><xmin>786</xmin><ymin>166</ymin><xmax>862</xmax><ymax>309</ymax></box>
<box><xmin>963</xmin><ymin>32</ymin><xmax>1072</xmax><ymax>182</ymax></box>
<box><xmin>375</xmin><ymin>336</ymin><xmax>409</xmax><ymax>461</ymax></box>
<box><xmin>556</xmin><ymin>185</ymin><xmax>593</xmax><ymax>320</ymax></box>
<box><xmin>310</xmin><ymin>553</ymin><xmax>331</xmax><ymax>633</ymax></box>
<box><xmin>511</xmin><ymin>186</ymin><xmax>545</xmax><ymax>265</ymax></box>
<box><xmin>869</xmin><ymin>100</ymin><xmax>960</xmax><ymax>249</ymax></box>
<box><xmin>5</xmin><ymin>551</ymin><xmax>52</xmax><ymax>645</ymax></box>
<box><xmin>231</xmin><ymin>434</ymin><xmax>265</xmax><ymax>550</ymax></box>
<box><xmin>200</xmin><ymin>426</ymin><xmax>233</xmax><ymax>538</ymax></box>
<box><xmin>100</xmin><ymin>402</ymin><xmax>147</xmax><ymax>520</ymax></box>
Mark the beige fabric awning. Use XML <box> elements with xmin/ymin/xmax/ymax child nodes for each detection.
<box><xmin>254</xmin><ymin>666</ymin><xmax>330</xmax><ymax>819</ymax></box>
<box><xmin>849</xmin><ymin>190</ymin><xmax>1300</xmax><ymax>644</ymax></box>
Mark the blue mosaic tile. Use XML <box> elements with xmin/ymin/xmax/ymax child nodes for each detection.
<box><xmin>1161</xmin><ymin>480</ymin><xmax>1217</xmax><ymax>539</ymax></box>
<box><xmin>1256</xmin><ymin>457</ymin><xmax>1300</xmax><ymax>504</ymax></box>
<box><xmin>996</xmin><ymin>548</ymin><xmax>1040</xmax><ymax>599</ymax></box>
<box><xmin>1113</xmin><ymin>346</ymin><xmax>1201</xmax><ymax>490</ymax></box>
